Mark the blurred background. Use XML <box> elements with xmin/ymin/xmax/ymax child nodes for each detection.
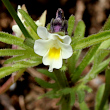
<box><xmin>0</xmin><ymin>0</ymin><xmax>110</xmax><ymax>110</ymax></box>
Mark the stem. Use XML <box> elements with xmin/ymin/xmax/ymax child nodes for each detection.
<box><xmin>98</xmin><ymin>65</ymin><xmax>110</xmax><ymax>110</ymax></box>
<box><xmin>0</xmin><ymin>69</ymin><xmax>26</xmax><ymax>94</ymax></box>
<box><xmin>60</xmin><ymin>94</ymin><xmax>72</xmax><ymax>110</ymax></box>
<box><xmin>54</xmin><ymin>70</ymin><xmax>72</xmax><ymax>110</ymax></box>
<box><xmin>54</xmin><ymin>70</ymin><xmax>69</xmax><ymax>88</ymax></box>
<box><xmin>2</xmin><ymin>0</ymin><xmax>32</xmax><ymax>39</ymax></box>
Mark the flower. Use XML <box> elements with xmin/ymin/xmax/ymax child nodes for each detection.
<box><xmin>34</xmin><ymin>27</ymin><xmax>73</xmax><ymax>72</ymax></box>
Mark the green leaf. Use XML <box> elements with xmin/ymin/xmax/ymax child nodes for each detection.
<box><xmin>72</xmin><ymin>31</ymin><xmax>110</xmax><ymax>50</ymax></box>
<box><xmin>77</xmin><ymin>90</ymin><xmax>85</xmax><ymax>103</ymax></box>
<box><xmin>67</xmin><ymin>15</ymin><xmax>75</xmax><ymax>36</ymax></box>
<box><xmin>35</xmin><ymin>77</ymin><xmax>58</xmax><ymax>89</ymax></box>
<box><xmin>95</xmin><ymin>84</ymin><xmax>109</xmax><ymax>110</ymax></box>
<box><xmin>70</xmin><ymin>89</ymin><xmax>76</xmax><ymax>106</ymax></box>
<box><xmin>79</xmin><ymin>101</ymin><xmax>89</xmax><ymax>110</ymax></box>
<box><xmin>0</xmin><ymin>59</ymin><xmax>42</xmax><ymax>79</ymax></box>
<box><xmin>101</xmin><ymin>15</ymin><xmax>110</xmax><ymax>31</ymax></box>
<box><xmin>71</xmin><ymin>45</ymin><xmax>99</xmax><ymax>82</ymax></box>
<box><xmin>37</xmin><ymin>69</ymin><xmax>56</xmax><ymax>80</ymax></box>
<box><xmin>84</xmin><ymin>49</ymin><xmax>110</xmax><ymax>82</ymax></box>
<box><xmin>0</xmin><ymin>49</ymin><xmax>29</xmax><ymax>56</ymax></box>
<box><xmin>98</xmin><ymin>65</ymin><xmax>110</xmax><ymax>110</ymax></box>
<box><xmin>73</xmin><ymin>20</ymin><xmax>85</xmax><ymax>40</ymax></box>
<box><xmin>68</xmin><ymin>20</ymin><xmax>85</xmax><ymax>75</ymax></box>
<box><xmin>4</xmin><ymin>55</ymin><xmax>32</xmax><ymax>64</ymax></box>
<box><xmin>23</xmin><ymin>38</ymin><xmax>34</xmax><ymax>48</ymax></box>
<box><xmin>0</xmin><ymin>32</ymin><xmax>32</xmax><ymax>49</ymax></box>
<box><xmin>19</xmin><ymin>9</ymin><xmax>38</xmax><ymax>35</ymax></box>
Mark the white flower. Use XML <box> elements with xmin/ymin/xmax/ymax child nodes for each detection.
<box><xmin>34</xmin><ymin>27</ymin><xmax>73</xmax><ymax>72</ymax></box>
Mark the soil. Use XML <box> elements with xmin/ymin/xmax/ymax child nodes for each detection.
<box><xmin>0</xmin><ymin>0</ymin><xmax>110</xmax><ymax>110</ymax></box>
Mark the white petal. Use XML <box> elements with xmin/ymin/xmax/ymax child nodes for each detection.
<box><xmin>34</xmin><ymin>39</ymin><xmax>53</xmax><ymax>56</ymax></box>
<box><xmin>49</xmin><ymin>33</ymin><xmax>71</xmax><ymax>44</ymax></box>
<box><xmin>57</xmin><ymin>35</ymin><xmax>71</xmax><ymax>44</ymax></box>
<box><xmin>17</xmin><ymin>5</ymin><xmax>22</xmax><ymax>20</ymax></box>
<box><xmin>37</xmin><ymin>27</ymin><xmax>49</xmax><ymax>40</ymax></box>
<box><xmin>43</xmin><ymin>50</ymin><xmax>62</xmax><ymax>72</ymax></box>
<box><xmin>35</xmin><ymin>20</ymin><xmax>43</xmax><ymax>26</ymax></box>
<box><xmin>59</xmin><ymin>41</ymin><xmax>73</xmax><ymax>59</ymax></box>
<box><xmin>12</xmin><ymin>25</ymin><xmax>22</xmax><ymax>37</ymax></box>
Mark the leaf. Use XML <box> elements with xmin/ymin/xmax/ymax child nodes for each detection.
<box><xmin>95</xmin><ymin>84</ymin><xmax>109</xmax><ymax>110</ymax></box>
<box><xmin>35</xmin><ymin>77</ymin><xmax>58</xmax><ymax>89</ymax></box>
<box><xmin>79</xmin><ymin>101</ymin><xmax>89</xmax><ymax>110</ymax></box>
<box><xmin>73</xmin><ymin>20</ymin><xmax>85</xmax><ymax>40</ymax></box>
<box><xmin>23</xmin><ymin>38</ymin><xmax>34</xmax><ymax>48</ymax></box>
<box><xmin>68</xmin><ymin>20</ymin><xmax>85</xmax><ymax>75</ymax></box>
<box><xmin>0</xmin><ymin>32</ymin><xmax>32</xmax><ymax>49</ymax></box>
<box><xmin>71</xmin><ymin>45</ymin><xmax>99</xmax><ymax>82</ymax></box>
<box><xmin>4</xmin><ymin>55</ymin><xmax>32</xmax><ymax>64</ymax></box>
<box><xmin>67</xmin><ymin>15</ymin><xmax>75</xmax><ymax>36</ymax></box>
<box><xmin>70</xmin><ymin>89</ymin><xmax>76</xmax><ymax>106</ymax></box>
<box><xmin>77</xmin><ymin>90</ymin><xmax>85</xmax><ymax>103</ymax></box>
<box><xmin>101</xmin><ymin>15</ymin><xmax>110</xmax><ymax>31</ymax></box>
<box><xmin>0</xmin><ymin>49</ymin><xmax>29</xmax><ymax>56</ymax></box>
<box><xmin>37</xmin><ymin>69</ymin><xmax>56</xmax><ymax>80</ymax></box>
<box><xmin>19</xmin><ymin>9</ymin><xmax>38</xmax><ymax>34</ymax></box>
<box><xmin>0</xmin><ymin>59</ymin><xmax>42</xmax><ymax>79</ymax></box>
<box><xmin>98</xmin><ymin>65</ymin><xmax>110</xmax><ymax>110</ymax></box>
<box><xmin>84</xmin><ymin>49</ymin><xmax>110</xmax><ymax>82</ymax></box>
<box><xmin>72</xmin><ymin>31</ymin><xmax>110</xmax><ymax>50</ymax></box>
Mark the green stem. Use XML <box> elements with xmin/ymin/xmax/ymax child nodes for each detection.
<box><xmin>98</xmin><ymin>65</ymin><xmax>110</xmax><ymax>110</ymax></box>
<box><xmin>54</xmin><ymin>70</ymin><xmax>69</xmax><ymax>88</ymax></box>
<box><xmin>60</xmin><ymin>94</ymin><xmax>72</xmax><ymax>110</ymax></box>
<box><xmin>54</xmin><ymin>70</ymin><xmax>71</xmax><ymax>110</ymax></box>
<box><xmin>2</xmin><ymin>0</ymin><xmax>32</xmax><ymax>39</ymax></box>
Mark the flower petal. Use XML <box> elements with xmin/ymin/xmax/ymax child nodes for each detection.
<box><xmin>43</xmin><ymin>50</ymin><xmax>62</xmax><ymax>72</ymax></box>
<box><xmin>37</xmin><ymin>27</ymin><xmax>49</xmax><ymax>40</ymax></box>
<box><xmin>34</xmin><ymin>39</ymin><xmax>53</xmax><ymax>56</ymax></box>
<box><xmin>59</xmin><ymin>41</ymin><xmax>73</xmax><ymax>59</ymax></box>
<box><xmin>57</xmin><ymin>35</ymin><xmax>71</xmax><ymax>44</ymax></box>
<box><xmin>12</xmin><ymin>25</ymin><xmax>22</xmax><ymax>37</ymax></box>
<box><xmin>49</xmin><ymin>33</ymin><xmax>71</xmax><ymax>44</ymax></box>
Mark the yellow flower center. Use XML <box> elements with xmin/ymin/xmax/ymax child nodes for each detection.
<box><xmin>48</xmin><ymin>47</ymin><xmax>61</xmax><ymax>60</ymax></box>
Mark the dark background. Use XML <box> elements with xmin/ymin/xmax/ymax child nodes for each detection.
<box><xmin>0</xmin><ymin>0</ymin><xmax>110</xmax><ymax>110</ymax></box>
